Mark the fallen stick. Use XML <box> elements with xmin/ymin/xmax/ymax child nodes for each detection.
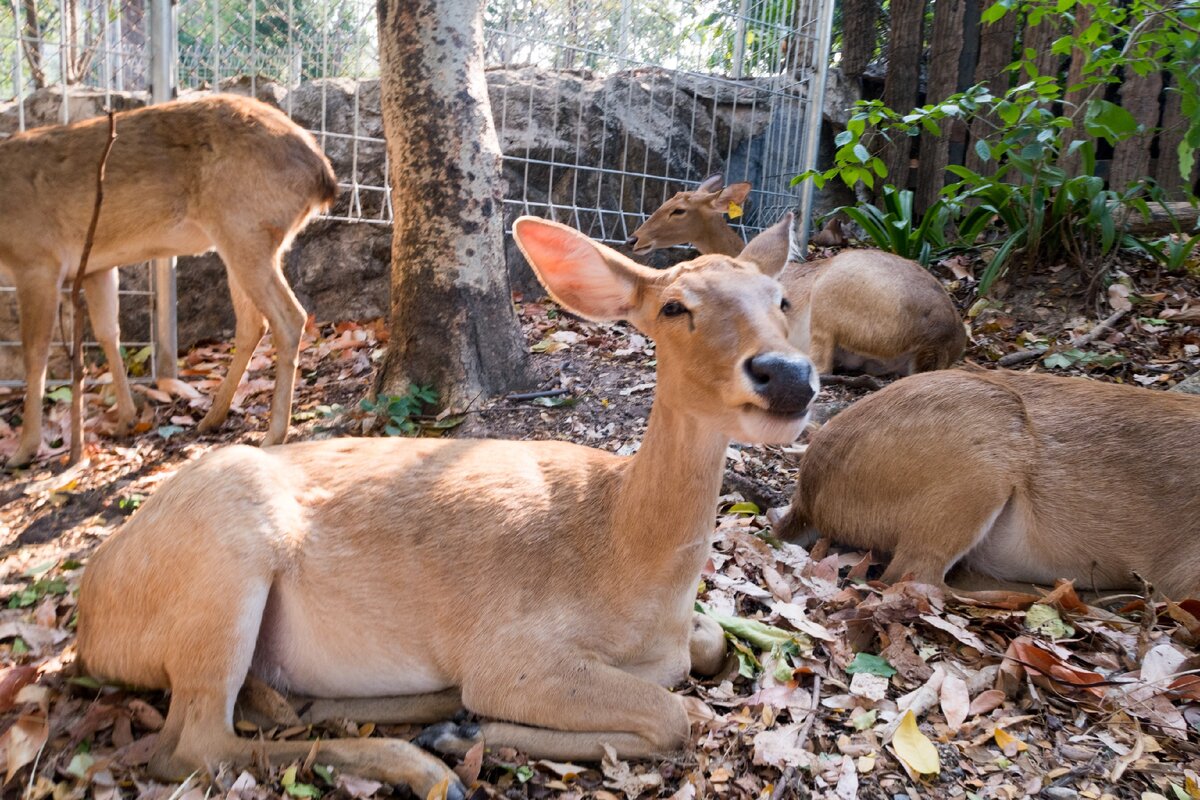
<box><xmin>996</xmin><ymin>308</ymin><xmax>1128</xmax><ymax>368</ymax></box>
<box><xmin>68</xmin><ymin>110</ymin><xmax>117</xmax><ymax>466</ymax></box>
<box><xmin>818</xmin><ymin>374</ymin><xmax>883</xmax><ymax>391</ymax></box>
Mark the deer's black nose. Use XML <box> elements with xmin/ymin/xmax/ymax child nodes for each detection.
<box><xmin>625</xmin><ymin>236</ymin><xmax>639</xmax><ymax>247</ymax></box>
<box><xmin>744</xmin><ymin>352</ymin><xmax>817</xmax><ymax>414</ymax></box>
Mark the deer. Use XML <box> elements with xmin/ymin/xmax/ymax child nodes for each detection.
<box><xmin>630</xmin><ymin>182</ymin><xmax>964</xmax><ymax>377</ymax></box>
<box><xmin>771</xmin><ymin>368</ymin><xmax>1200</xmax><ymax>599</ymax></box>
<box><xmin>626</xmin><ymin>174</ymin><xmax>751</xmax><ymax>257</ymax></box>
<box><xmin>0</xmin><ymin>94</ymin><xmax>337</xmax><ymax>468</ymax></box>
<box><xmin>775</xmin><ymin>249</ymin><xmax>967</xmax><ymax>376</ymax></box>
<box><xmin>75</xmin><ymin>217</ymin><xmax>819</xmax><ymax>799</ymax></box>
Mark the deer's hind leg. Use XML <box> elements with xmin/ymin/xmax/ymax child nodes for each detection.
<box><xmin>9</xmin><ymin>271</ymin><xmax>62</xmax><ymax>467</ymax></box>
<box><xmin>153</xmin><ymin>580</ymin><xmax>463</xmax><ymax>799</ymax></box>
<box><xmin>83</xmin><ymin>269</ymin><xmax>136</xmax><ymax>436</ymax></box>
<box><xmin>436</xmin><ymin>650</ymin><xmax>691</xmax><ymax>761</ymax></box>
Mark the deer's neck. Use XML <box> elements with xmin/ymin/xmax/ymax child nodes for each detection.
<box><xmin>613</xmin><ymin>396</ymin><xmax>729</xmax><ymax>581</ymax></box>
<box><xmin>692</xmin><ymin>218</ymin><xmax>745</xmax><ymax>257</ymax></box>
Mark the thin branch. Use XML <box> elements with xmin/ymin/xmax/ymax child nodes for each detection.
<box><xmin>996</xmin><ymin>307</ymin><xmax>1128</xmax><ymax>367</ymax></box>
<box><xmin>68</xmin><ymin>110</ymin><xmax>117</xmax><ymax>466</ymax></box>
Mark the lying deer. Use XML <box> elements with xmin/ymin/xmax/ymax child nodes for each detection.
<box><xmin>626</xmin><ymin>174</ymin><xmax>751</xmax><ymax>257</ymax></box>
<box><xmin>629</xmin><ymin>185</ymin><xmax>963</xmax><ymax>376</ymax></box>
<box><xmin>76</xmin><ymin>217</ymin><xmax>819</xmax><ymax>798</ymax></box>
<box><xmin>772</xmin><ymin>368</ymin><xmax>1200</xmax><ymax>598</ymax></box>
<box><xmin>776</xmin><ymin>249</ymin><xmax>966</xmax><ymax>375</ymax></box>
<box><xmin>0</xmin><ymin>94</ymin><xmax>336</xmax><ymax>467</ymax></box>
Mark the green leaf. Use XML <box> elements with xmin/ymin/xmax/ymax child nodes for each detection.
<box><xmin>1083</xmin><ymin>99</ymin><xmax>1138</xmax><ymax>145</ymax></box>
<box><xmin>1025</xmin><ymin>603</ymin><xmax>1075</xmax><ymax>639</ymax></box>
<box><xmin>834</xmin><ymin>130</ymin><xmax>853</xmax><ymax>146</ymax></box>
<box><xmin>515</xmin><ymin>765</ymin><xmax>534</xmax><ymax>783</ymax></box>
<box><xmin>46</xmin><ymin>386</ymin><xmax>72</xmax><ymax>403</ymax></box>
<box><xmin>1042</xmin><ymin>351</ymin><xmax>1077</xmax><ymax>369</ymax></box>
<box><xmin>852</xmin><ymin>143</ymin><xmax>871</xmax><ymax>164</ymax></box>
<box><xmin>65</xmin><ymin>752</ymin><xmax>95</xmax><ymax>779</ymax></box>
<box><xmin>156</xmin><ymin>425</ymin><xmax>185</xmax><ymax>440</ymax></box>
<box><xmin>975</xmin><ymin>139</ymin><xmax>992</xmax><ymax>163</ymax></box>
<box><xmin>845</xmin><ymin>652</ymin><xmax>897</xmax><ymax>678</ymax></box>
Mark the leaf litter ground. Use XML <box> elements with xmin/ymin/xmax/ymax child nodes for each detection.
<box><xmin>0</xmin><ymin>252</ymin><xmax>1199</xmax><ymax>800</ymax></box>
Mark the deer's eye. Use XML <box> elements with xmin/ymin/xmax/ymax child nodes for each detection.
<box><xmin>661</xmin><ymin>300</ymin><xmax>688</xmax><ymax>317</ymax></box>
<box><xmin>780</xmin><ymin>297</ymin><xmax>791</xmax><ymax>313</ymax></box>
<box><xmin>670</xmin><ymin>208</ymin><xmax>686</xmax><ymax>216</ymax></box>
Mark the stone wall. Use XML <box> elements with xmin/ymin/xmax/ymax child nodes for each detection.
<box><xmin>0</xmin><ymin>67</ymin><xmax>852</xmax><ymax>379</ymax></box>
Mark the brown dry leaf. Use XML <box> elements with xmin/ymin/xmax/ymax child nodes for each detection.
<box><xmin>602</xmin><ymin>744</ymin><xmax>663</xmax><ymax>797</ymax></box>
<box><xmin>993</xmin><ymin>726</ymin><xmax>1027</xmax><ymax>757</ymax></box>
<box><xmin>890</xmin><ymin>710</ymin><xmax>939</xmax><ymax>775</ymax></box>
<box><xmin>1000</xmin><ymin>636</ymin><xmax>1107</xmax><ymax>698</ymax></box>
<box><xmin>940</xmin><ymin>674</ymin><xmax>970</xmax><ymax>732</ymax></box>
<box><xmin>0</xmin><ymin>667</ymin><xmax>39</xmax><ymax>714</ymax></box>
<box><xmin>752</xmin><ymin>722</ymin><xmax>814</xmax><ymax>770</ymax></box>
<box><xmin>453</xmin><ymin>740</ymin><xmax>483</xmax><ymax>786</ymax></box>
<box><xmin>968</xmin><ymin>689</ymin><xmax>1007</xmax><ymax>716</ymax></box>
<box><xmin>2</xmin><ymin>711</ymin><xmax>49</xmax><ymax>783</ymax></box>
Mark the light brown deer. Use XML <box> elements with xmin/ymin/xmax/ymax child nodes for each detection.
<box><xmin>630</xmin><ymin>185</ymin><xmax>965</xmax><ymax>377</ymax></box>
<box><xmin>626</xmin><ymin>174</ymin><xmax>751</xmax><ymax>257</ymax></box>
<box><xmin>781</xmin><ymin>253</ymin><xmax>965</xmax><ymax>376</ymax></box>
<box><xmin>772</xmin><ymin>368</ymin><xmax>1200</xmax><ymax>598</ymax></box>
<box><xmin>0</xmin><ymin>94</ymin><xmax>337</xmax><ymax>467</ymax></box>
<box><xmin>75</xmin><ymin>217</ymin><xmax>819</xmax><ymax>799</ymax></box>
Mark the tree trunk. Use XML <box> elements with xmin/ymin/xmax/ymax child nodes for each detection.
<box><xmin>840</xmin><ymin>0</ymin><xmax>877</xmax><ymax>81</ymax></box>
<box><xmin>914</xmin><ymin>0</ymin><xmax>966</xmax><ymax>213</ymax></box>
<box><xmin>375</xmin><ymin>0</ymin><xmax>535</xmax><ymax>409</ymax></box>
<box><xmin>880</xmin><ymin>0</ymin><xmax>926</xmax><ymax>191</ymax></box>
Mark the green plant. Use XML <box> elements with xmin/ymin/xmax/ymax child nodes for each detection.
<box><xmin>1127</xmin><ymin>232</ymin><xmax>1200</xmax><ymax>273</ymax></box>
<box><xmin>359</xmin><ymin>384</ymin><xmax>438</xmax><ymax>436</ymax></box>
<box><xmin>830</xmin><ymin>185</ymin><xmax>953</xmax><ymax>266</ymax></box>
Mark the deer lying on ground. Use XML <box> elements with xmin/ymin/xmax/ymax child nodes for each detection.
<box><xmin>630</xmin><ymin>184</ymin><xmax>965</xmax><ymax>376</ymax></box>
<box><xmin>772</xmin><ymin>368</ymin><xmax>1200</xmax><ymax>598</ymax></box>
<box><xmin>626</xmin><ymin>174</ymin><xmax>751</xmax><ymax>257</ymax></box>
<box><xmin>0</xmin><ymin>94</ymin><xmax>336</xmax><ymax>467</ymax></box>
<box><xmin>776</xmin><ymin>249</ymin><xmax>966</xmax><ymax>375</ymax></box>
<box><xmin>76</xmin><ymin>217</ymin><xmax>819</xmax><ymax>799</ymax></box>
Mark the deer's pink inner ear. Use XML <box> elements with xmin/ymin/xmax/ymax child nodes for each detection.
<box><xmin>513</xmin><ymin>218</ymin><xmax>634</xmax><ymax>320</ymax></box>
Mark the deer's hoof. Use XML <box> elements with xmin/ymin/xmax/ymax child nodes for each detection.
<box><xmin>414</xmin><ymin>720</ymin><xmax>482</xmax><ymax>756</ymax></box>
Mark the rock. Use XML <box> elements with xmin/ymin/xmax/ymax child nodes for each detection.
<box><xmin>1171</xmin><ymin>372</ymin><xmax>1200</xmax><ymax>395</ymax></box>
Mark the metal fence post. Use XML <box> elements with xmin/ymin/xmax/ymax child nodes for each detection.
<box><xmin>150</xmin><ymin>0</ymin><xmax>178</xmax><ymax>380</ymax></box>
<box><xmin>796</xmin><ymin>0</ymin><xmax>837</xmax><ymax>253</ymax></box>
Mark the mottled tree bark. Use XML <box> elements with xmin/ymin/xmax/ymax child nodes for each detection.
<box><xmin>880</xmin><ymin>0</ymin><xmax>927</xmax><ymax>190</ymax></box>
<box><xmin>915</xmin><ymin>0</ymin><xmax>967</xmax><ymax>212</ymax></box>
<box><xmin>375</xmin><ymin>0</ymin><xmax>535</xmax><ymax>409</ymax></box>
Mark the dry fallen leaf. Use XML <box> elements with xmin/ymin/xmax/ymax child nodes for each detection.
<box><xmin>940</xmin><ymin>674</ymin><xmax>970</xmax><ymax>732</ymax></box>
<box><xmin>891</xmin><ymin>709</ymin><xmax>939</xmax><ymax>775</ymax></box>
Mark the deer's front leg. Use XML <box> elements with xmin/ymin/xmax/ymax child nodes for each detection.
<box><xmin>689</xmin><ymin>612</ymin><xmax>726</xmax><ymax>677</ymax></box>
<box><xmin>433</xmin><ymin>653</ymin><xmax>690</xmax><ymax>761</ymax></box>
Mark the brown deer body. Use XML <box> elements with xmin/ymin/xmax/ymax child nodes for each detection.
<box><xmin>776</xmin><ymin>250</ymin><xmax>966</xmax><ymax>375</ymax></box>
<box><xmin>0</xmin><ymin>95</ymin><xmax>336</xmax><ymax>467</ymax></box>
<box><xmin>628</xmin><ymin>183</ymin><xmax>965</xmax><ymax>377</ymax></box>
<box><xmin>76</xmin><ymin>217</ymin><xmax>818</xmax><ymax>799</ymax></box>
<box><xmin>774</xmin><ymin>369</ymin><xmax>1200</xmax><ymax>597</ymax></box>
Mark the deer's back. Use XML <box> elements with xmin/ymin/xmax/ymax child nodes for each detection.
<box><xmin>0</xmin><ymin>95</ymin><xmax>334</xmax><ymax>274</ymax></box>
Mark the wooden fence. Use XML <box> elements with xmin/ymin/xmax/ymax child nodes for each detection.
<box><xmin>839</xmin><ymin>0</ymin><xmax>1200</xmax><ymax>212</ymax></box>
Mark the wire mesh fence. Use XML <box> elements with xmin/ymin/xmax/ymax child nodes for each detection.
<box><xmin>0</xmin><ymin>0</ymin><xmax>832</xmax><ymax>384</ymax></box>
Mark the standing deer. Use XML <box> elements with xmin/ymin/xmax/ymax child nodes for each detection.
<box><xmin>76</xmin><ymin>217</ymin><xmax>819</xmax><ymax>799</ymax></box>
<box><xmin>0</xmin><ymin>95</ymin><xmax>337</xmax><ymax>467</ymax></box>
<box><xmin>772</xmin><ymin>368</ymin><xmax>1200</xmax><ymax>597</ymax></box>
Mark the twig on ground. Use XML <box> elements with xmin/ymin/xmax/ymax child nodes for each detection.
<box><xmin>818</xmin><ymin>374</ymin><xmax>883</xmax><ymax>391</ymax></box>
<box><xmin>68</xmin><ymin>110</ymin><xmax>117</xmax><ymax>466</ymax></box>
<box><xmin>997</xmin><ymin>308</ymin><xmax>1129</xmax><ymax>368</ymax></box>
<box><xmin>506</xmin><ymin>388</ymin><xmax>570</xmax><ymax>401</ymax></box>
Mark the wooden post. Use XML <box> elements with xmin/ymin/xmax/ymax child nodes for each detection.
<box><xmin>964</xmin><ymin>10</ymin><xmax>1018</xmax><ymax>177</ymax></box>
<box><xmin>914</xmin><ymin>0</ymin><xmax>966</xmax><ymax>213</ymax></box>
<box><xmin>880</xmin><ymin>0</ymin><xmax>927</xmax><ymax>191</ymax></box>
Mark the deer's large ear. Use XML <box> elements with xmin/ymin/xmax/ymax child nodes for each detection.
<box><xmin>513</xmin><ymin>217</ymin><xmax>651</xmax><ymax>321</ymax></box>
<box><xmin>696</xmin><ymin>173</ymin><xmax>725</xmax><ymax>193</ymax></box>
<box><xmin>739</xmin><ymin>211</ymin><xmax>794</xmax><ymax>277</ymax></box>
<box><xmin>711</xmin><ymin>182</ymin><xmax>751</xmax><ymax>212</ymax></box>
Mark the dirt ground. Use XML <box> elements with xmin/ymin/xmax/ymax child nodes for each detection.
<box><xmin>0</xmin><ymin>249</ymin><xmax>1198</xmax><ymax>800</ymax></box>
